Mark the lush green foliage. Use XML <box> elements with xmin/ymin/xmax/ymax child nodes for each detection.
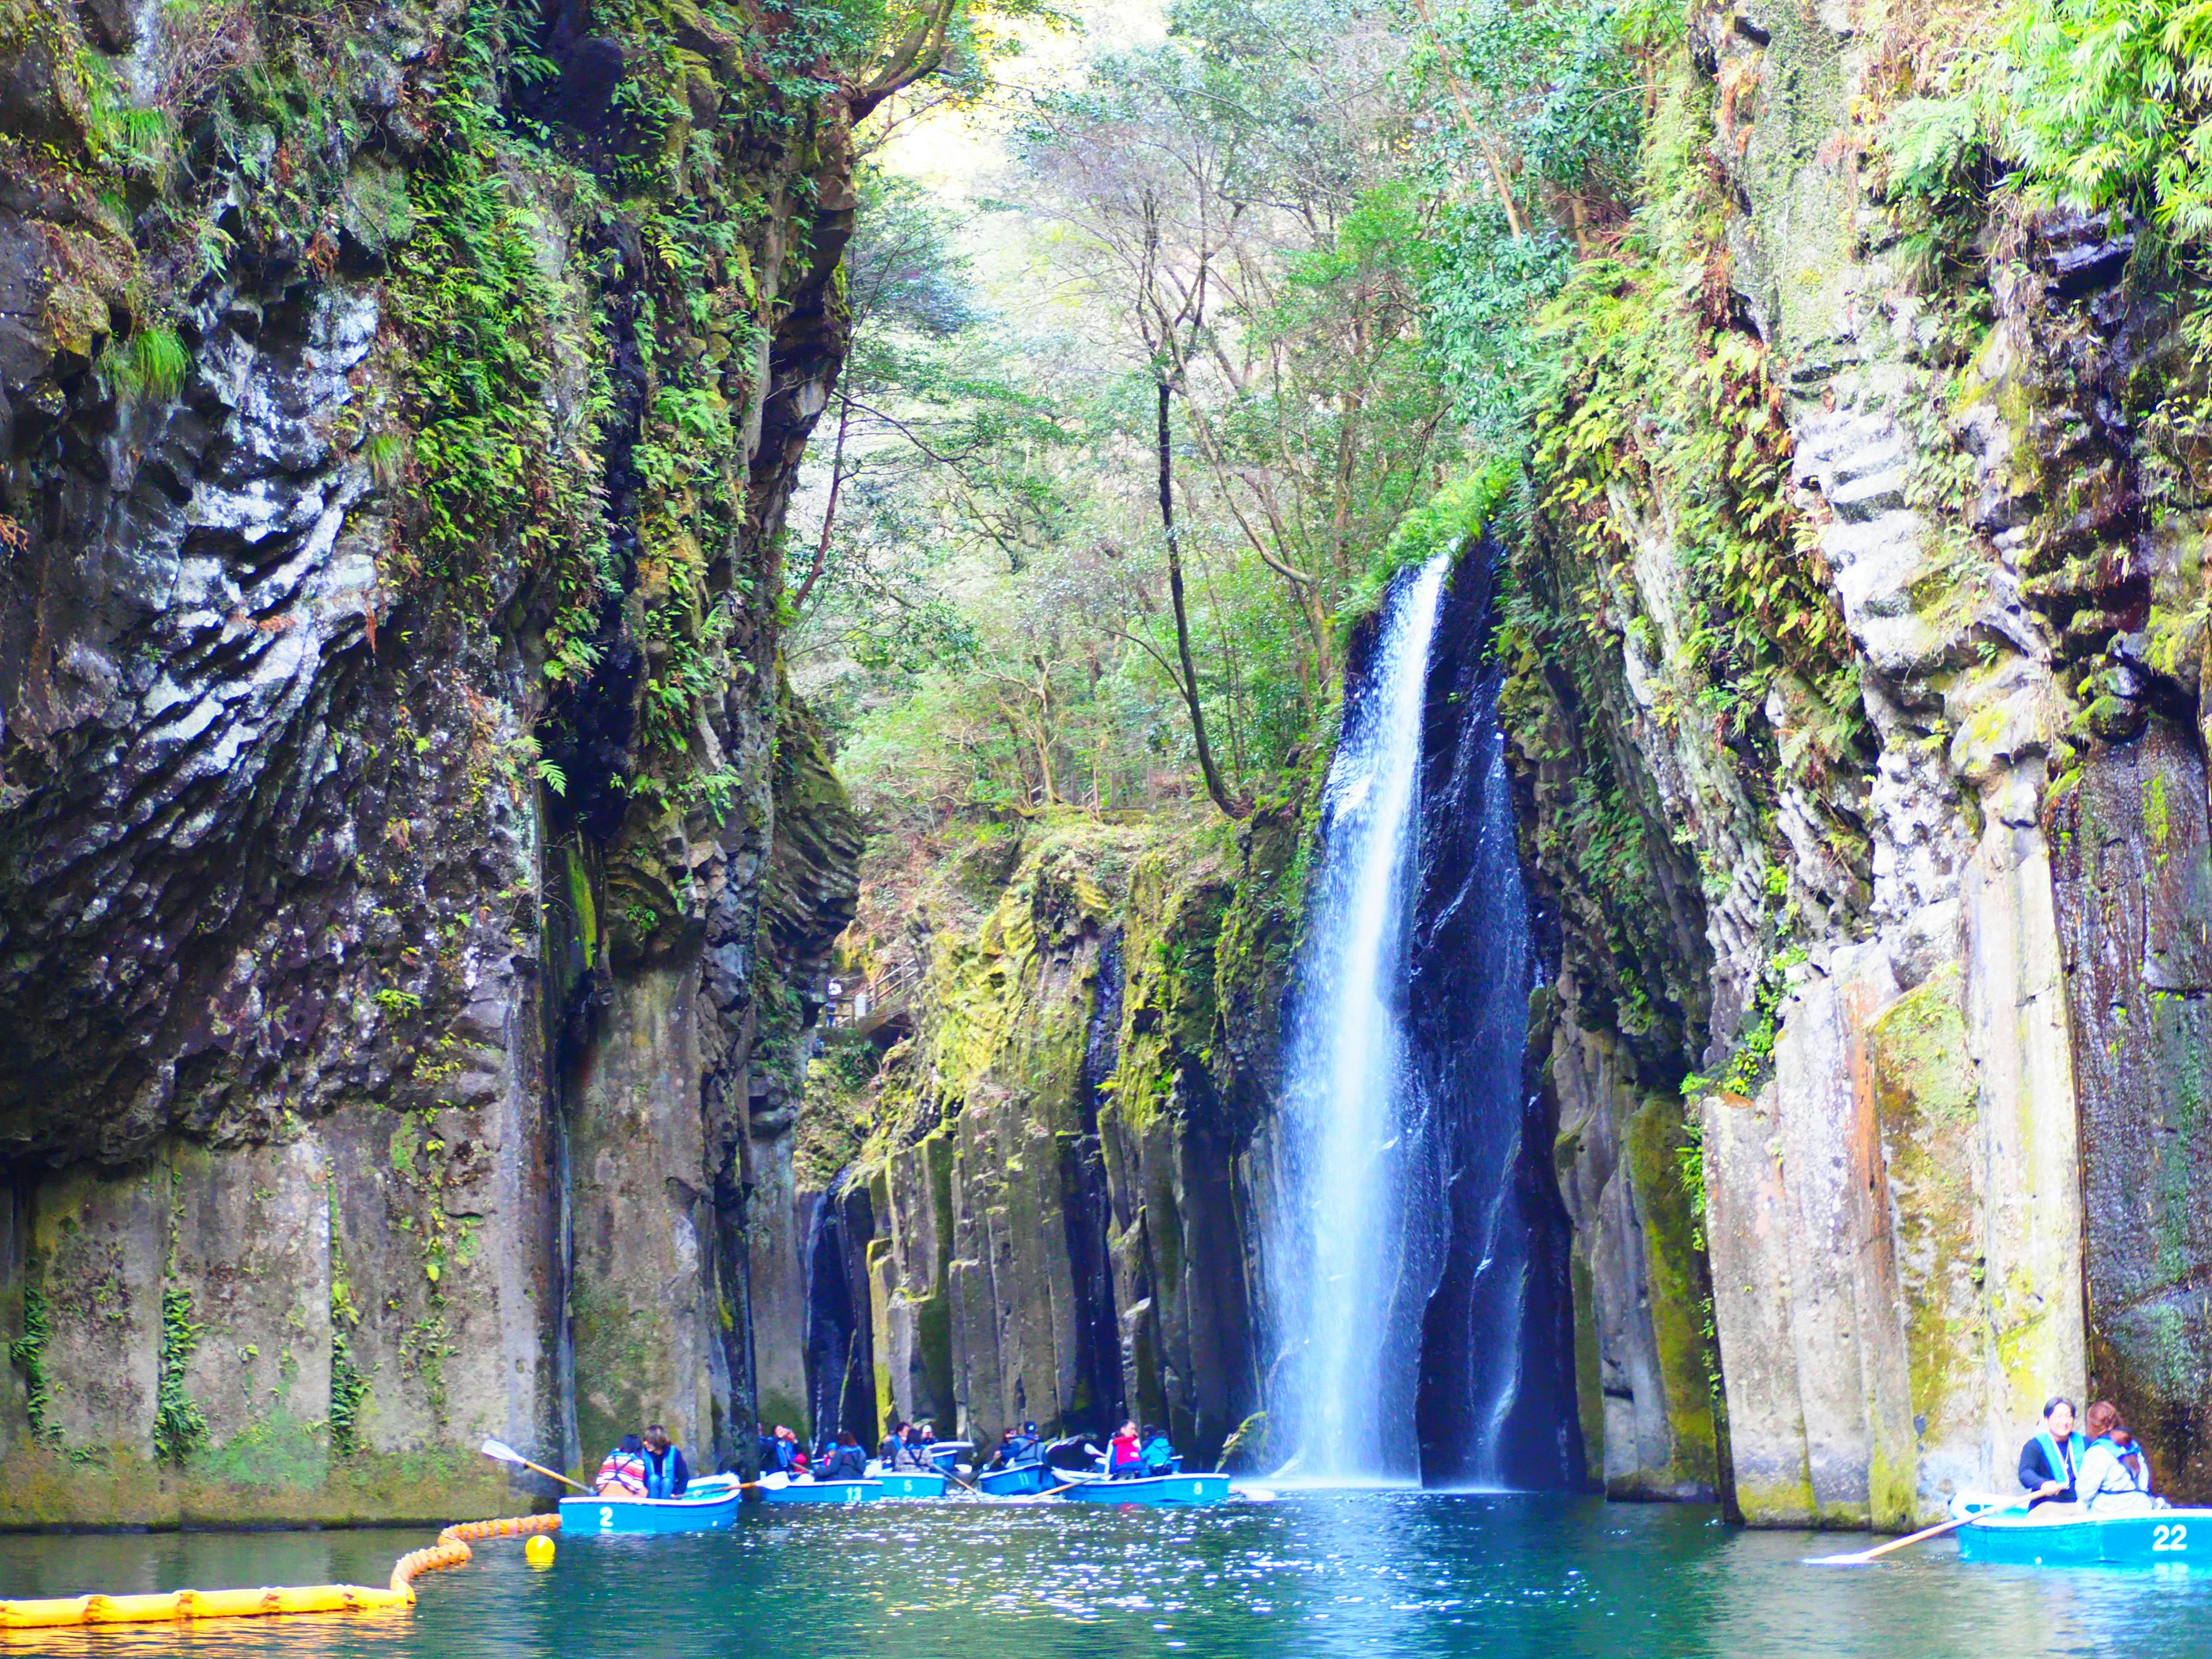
<box><xmin>801</xmin><ymin>0</ymin><xmax>1483</xmax><ymax>841</ymax></box>
<box><xmin>6</xmin><ymin>1284</ymin><xmax>62</xmax><ymax>1451</ymax></box>
<box><xmin>1992</xmin><ymin>0</ymin><xmax>2212</xmax><ymax>245</ymax></box>
<box><xmin>153</xmin><ymin>1285</ymin><xmax>209</xmax><ymax>1466</ymax></box>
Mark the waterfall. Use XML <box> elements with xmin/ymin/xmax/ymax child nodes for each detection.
<box><xmin>1267</xmin><ymin>544</ymin><xmax>1585</xmax><ymax>1490</ymax></box>
<box><xmin>1270</xmin><ymin>551</ymin><xmax>1451</xmax><ymax>1484</ymax></box>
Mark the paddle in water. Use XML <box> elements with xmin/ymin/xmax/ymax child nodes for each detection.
<box><xmin>1804</xmin><ymin>1499</ymin><xmax>2030</xmax><ymax>1565</ymax></box>
<box><xmin>481</xmin><ymin>1438</ymin><xmax>593</xmax><ymax>1493</ymax></box>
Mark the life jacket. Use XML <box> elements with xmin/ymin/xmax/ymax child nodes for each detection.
<box><xmin>2093</xmin><ymin>1436</ymin><xmax>2152</xmax><ymax>1494</ymax></box>
<box><xmin>641</xmin><ymin>1444</ymin><xmax>684</xmax><ymax>1499</ymax></box>
<box><xmin>2035</xmin><ymin>1430</ymin><xmax>2086</xmax><ymax>1491</ymax></box>
<box><xmin>2119</xmin><ymin>1441</ymin><xmax>2152</xmax><ymax>1491</ymax></box>
<box><xmin>1140</xmin><ymin>1435</ymin><xmax>1174</xmax><ymax>1474</ymax></box>
<box><xmin>595</xmin><ymin>1449</ymin><xmax>647</xmax><ymax>1497</ymax></box>
<box><xmin>1108</xmin><ymin>1434</ymin><xmax>1142</xmax><ymax>1475</ymax></box>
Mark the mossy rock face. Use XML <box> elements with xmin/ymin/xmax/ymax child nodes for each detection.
<box><xmin>2050</xmin><ymin>721</ymin><xmax>2212</xmax><ymax>1501</ymax></box>
<box><xmin>1869</xmin><ymin>965</ymin><xmax>1983</xmax><ymax>1460</ymax></box>
<box><xmin>1622</xmin><ymin>1097</ymin><xmax>1720</xmax><ymax>1495</ymax></box>
<box><xmin>842</xmin><ymin>813</ymin><xmax>1275</xmax><ymax>1462</ymax></box>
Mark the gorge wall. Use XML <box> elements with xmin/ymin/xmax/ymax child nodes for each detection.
<box><xmin>5</xmin><ymin>0</ymin><xmax>2209</xmax><ymax>1537</ymax></box>
<box><xmin>0</xmin><ymin>0</ymin><xmax>890</xmax><ymax>1522</ymax></box>
<box><xmin>1496</xmin><ymin>0</ymin><xmax>2212</xmax><ymax>1521</ymax></box>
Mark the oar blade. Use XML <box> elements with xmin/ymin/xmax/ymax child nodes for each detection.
<box><xmin>481</xmin><ymin>1438</ymin><xmax>524</xmax><ymax>1465</ymax></box>
<box><xmin>1801</xmin><ymin>1551</ymin><xmax>1876</xmax><ymax>1567</ymax></box>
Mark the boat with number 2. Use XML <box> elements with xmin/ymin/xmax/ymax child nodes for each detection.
<box><xmin>559</xmin><ymin>1478</ymin><xmax>745</xmax><ymax>1535</ymax></box>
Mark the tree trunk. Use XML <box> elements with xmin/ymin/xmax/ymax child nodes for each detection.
<box><xmin>1156</xmin><ymin>380</ymin><xmax>1246</xmax><ymax>819</ymax></box>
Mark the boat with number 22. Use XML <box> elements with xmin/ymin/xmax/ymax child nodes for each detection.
<box><xmin>1958</xmin><ymin>1506</ymin><xmax>2211</xmax><ymax>1567</ymax></box>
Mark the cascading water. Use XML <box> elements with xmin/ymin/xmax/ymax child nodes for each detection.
<box><xmin>1267</xmin><ymin>544</ymin><xmax>1584</xmax><ymax>1490</ymax></box>
<box><xmin>1269</xmin><ymin>551</ymin><xmax>1452</xmax><ymax>1484</ymax></box>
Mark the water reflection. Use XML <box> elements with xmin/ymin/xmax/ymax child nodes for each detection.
<box><xmin>1</xmin><ymin>1494</ymin><xmax>2205</xmax><ymax>1658</ymax></box>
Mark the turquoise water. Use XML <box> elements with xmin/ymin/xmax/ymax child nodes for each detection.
<box><xmin>2</xmin><ymin>1493</ymin><xmax>2206</xmax><ymax>1657</ymax></box>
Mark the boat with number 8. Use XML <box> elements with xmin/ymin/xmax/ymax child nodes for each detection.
<box><xmin>1056</xmin><ymin>1471</ymin><xmax>1231</xmax><ymax>1506</ymax></box>
<box><xmin>1956</xmin><ymin>1503</ymin><xmax>2211</xmax><ymax>1566</ymax></box>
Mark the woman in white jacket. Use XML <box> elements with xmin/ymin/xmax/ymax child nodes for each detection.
<box><xmin>2077</xmin><ymin>1400</ymin><xmax>2157</xmax><ymax>1514</ymax></box>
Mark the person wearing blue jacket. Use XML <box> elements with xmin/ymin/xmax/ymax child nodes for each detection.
<box><xmin>2017</xmin><ymin>1396</ymin><xmax>2087</xmax><ymax>1505</ymax></box>
<box><xmin>640</xmin><ymin>1423</ymin><xmax>690</xmax><ymax>1498</ymax></box>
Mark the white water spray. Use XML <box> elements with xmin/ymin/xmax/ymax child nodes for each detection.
<box><xmin>1268</xmin><ymin>551</ymin><xmax>1451</xmax><ymax>1484</ymax></box>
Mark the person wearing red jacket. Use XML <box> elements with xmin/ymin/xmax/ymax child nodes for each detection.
<box><xmin>1107</xmin><ymin>1421</ymin><xmax>1143</xmax><ymax>1479</ymax></box>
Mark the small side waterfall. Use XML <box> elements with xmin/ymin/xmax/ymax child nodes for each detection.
<box><xmin>1267</xmin><ymin>544</ymin><xmax>1584</xmax><ymax>1489</ymax></box>
<box><xmin>1270</xmin><ymin>551</ymin><xmax>1452</xmax><ymax>1483</ymax></box>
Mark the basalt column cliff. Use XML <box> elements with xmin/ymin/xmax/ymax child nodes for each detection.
<box><xmin>1499</xmin><ymin>0</ymin><xmax>2212</xmax><ymax>1521</ymax></box>
<box><xmin>0</xmin><ymin>0</ymin><xmax>916</xmax><ymax>1524</ymax></box>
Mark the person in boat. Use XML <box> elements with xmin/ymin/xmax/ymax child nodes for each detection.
<box><xmin>897</xmin><ymin>1424</ymin><xmax>934</xmax><ymax>1471</ymax></box>
<box><xmin>880</xmin><ymin>1419</ymin><xmax>908</xmax><ymax>1467</ymax></box>
<box><xmin>2076</xmin><ymin>1402</ymin><xmax>2158</xmax><ymax>1514</ymax></box>
<box><xmin>1016</xmin><ymin>1422</ymin><xmax>1043</xmax><ymax>1464</ymax></box>
<box><xmin>774</xmin><ymin>1423</ymin><xmax>808</xmax><ymax>1475</ymax></box>
<box><xmin>2017</xmin><ymin>1395</ymin><xmax>2087</xmax><ymax>1505</ymax></box>
<box><xmin>593</xmin><ymin>1433</ymin><xmax>649</xmax><ymax>1497</ymax></box>
<box><xmin>821</xmin><ymin>1431</ymin><xmax>869</xmax><ymax>1481</ymax></box>
<box><xmin>1139</xmin><ymin>1425</ymin><xmax>1175</xmax><ymax>1477</ymax></box>
<box><xmin>1108</xmin><ymin>1420</ymin><xmax>1144</xmax><ymax>1480</ymax></box>
<box><xmin>884</xmin><ymin>1421</ymin><xmax>931</xmax><ymax>1472</ymax></box>
<box><xmin>639</xmin><ymin>1423</ymin><xmax>690</xmax><ymax>1499</ymax></box>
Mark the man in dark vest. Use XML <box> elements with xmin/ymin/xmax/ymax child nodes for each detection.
<box><xmin>640</xmin><ymin>1423</ymin><xmax>690</xmax><ymax>1499</ymax></box>
<box><xmin>2017</xmin><ymin>1395</ymin><xmax>2087</xmax><ymax>1505</ymax></box>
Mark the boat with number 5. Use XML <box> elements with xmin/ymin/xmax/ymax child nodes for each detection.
<box><xmin>873</xmin><ymin>1471</ymin><xmax>949</xmax><ymax>1499</ymax></box>
<box><xmin>1957</xmin><ymin>1505</ymin><xmax>2211</xmax><ymax>1566</ymax></box>
<box><xmin>558</xmin><ymin>1478</ymin><xmax>745</xmax><ymax>1535</ymax></box>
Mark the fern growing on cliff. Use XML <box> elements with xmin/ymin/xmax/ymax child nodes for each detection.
<box><xmin>1993</xmin><ymin>0</ymin><xmax>2212</xmax><ymax>248</ymax></box>
<box><xmin>6</xmin><ymin>1285</ymin><xmax>63</xmax><ymax>1452</ymax></box>
<box><xmin>153</xmin><ymin>1285</ymin><xmax>209</xmax><ymax>1466</ymax></box>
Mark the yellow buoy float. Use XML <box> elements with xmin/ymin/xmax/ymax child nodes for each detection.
<box><xmin>525</xmin><ymin>1533</ymin><xmax>556</xmax><ymax>1568</ymax></box>
<box><xmin>0</xmin><ymin>1509</ymin><xmax>562</xmax><ymax>1629</ymax></box>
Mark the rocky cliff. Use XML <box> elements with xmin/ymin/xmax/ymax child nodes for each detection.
<box><xmin>0</xmin><ymin>0</ymin><xmax>895</xmax><ymax>1523</ymax></box>
<box><xmin>807</xmin><ymin>812</ymin><xmax>1287</xmax><ymax>1464</ymax></box>
<box><xmin>1501</xmin><ymin>0</ymin><xmax>2212</xmax><ymax>1520</ymax></box>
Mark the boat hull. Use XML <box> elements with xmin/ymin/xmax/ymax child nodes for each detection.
<box><xmin>1059</xmin><ymin>1473</ymin><xmax>1230</xmax><ymax>1507</ymax></box>
<box><xmin>876</xmin><ymin>1472</ymin><xmax>949</xmax><ymax>1499</ymax></box>
<box><xmin>558</xmin><ymin>1488</ymin><xmax>744</xmax><ymax>1535</ymax></box>
<box><xmin>1958</xmin><ymin>1506</ymin><xmax>2210</xmax><ymax>1566</ymax></box>
<box><xmin>759</xmin><ymin>1479</ymin><xmax>882</xmax><ymax>1505</ymax></box>
<box><xmin>975</xmin><ymin>1464</ymin><xmax>1055</xmax><ymax>1497</ymax></box>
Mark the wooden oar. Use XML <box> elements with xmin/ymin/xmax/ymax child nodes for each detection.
<box><xmin>1804</xmin><ymin>1500</ymin><xmax>2030</xmax><ymax>1565</ymax></box>
<box><xmin>481</xmin><ymin>1437</ymin><xmax>592</xmax><ymax>1493</ymax></box>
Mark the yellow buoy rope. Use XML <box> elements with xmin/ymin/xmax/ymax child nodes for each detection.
<box><xmin>0</xmin><ymin>1510</ymin><xmax>560</xmax><ymax>1629</ymax></box>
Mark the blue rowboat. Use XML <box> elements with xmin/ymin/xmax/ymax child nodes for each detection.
<box><xmin>1959</xmin><ymin>1505</ymin><xmax>2211</xmax><ymax>1566</ymax></box>
<box><xmin>874</xmin><ymin>1471</ymin><xmax>948</xmax><ymax>1499</ymax></box>
<box><xmin>926</xmin><ymin>1442</ymin><xmax>972</xmax><ymax>1475</ymax></box>
<box><xmin>974</xmin><ymin>1463</ymin><xmax>1055</xmax><ymax>1497</ymax></box>
<box><xmin>558</xmin><ymin>1483</ymin><xmax>744</xmax><ymax>1535</ymax></box>
<box><xmin>758</xmin><ymin>1478</ymin><xmax>882</xmax><ymax>1505</ymax></box>
<box><xmin>1058</xmin><ymin>1472</ymin><xmax>1230</xmax><ymax>1507</ymax></box>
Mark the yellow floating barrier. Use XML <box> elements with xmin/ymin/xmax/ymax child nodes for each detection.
<box><xmin>0</xmin><ymin>1509</ymin><xmax>560</xmax><ymax>1629</ymax></box>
